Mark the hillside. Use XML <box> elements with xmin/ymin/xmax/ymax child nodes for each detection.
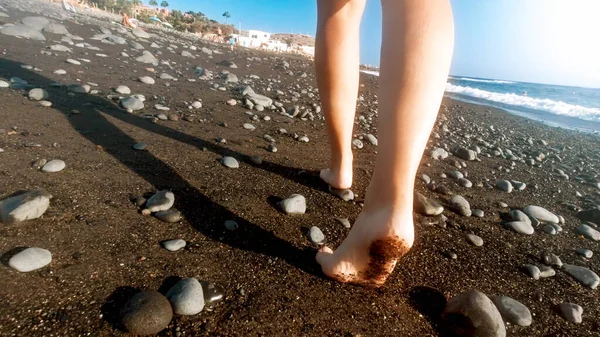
<box><xmin>271</xmin><ymin>33</ymin><xmax>315</xmax><ymax>47</ymax></box>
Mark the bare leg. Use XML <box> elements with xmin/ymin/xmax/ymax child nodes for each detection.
<box><xmin>316</xmin><ymin>0</ymin><xmax>454</xmax><ymax>286</ymax></box>
<box><xmin>315</xmin><ymin>0</ymin><xmax>366</xmax><ymax>190</ymax></box>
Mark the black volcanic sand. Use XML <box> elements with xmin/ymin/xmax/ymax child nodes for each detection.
<box><xmin>1</xmin><ymin>4</ymin><xmax>600</xmax><ymax>337</ymax></box>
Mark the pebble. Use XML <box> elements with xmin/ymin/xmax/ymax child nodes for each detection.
<box><xmin>575</xmin><ymin>225</ymin><xmax>600</xmax><ymax>241</ymax></box>
<box><xmin>32</xmin><ymin>158</ymin><xmax>47</xmax><ymax>169</ymax></box>
<box><xmin>522</xmin><ymin>264</ymin><xmax>541</xmax><ymax>280</ymax></box>
<box><xmin>162</xmin><ymin>239</ymin><xmax>186</xmax><ymax>251</ymax></box>
<box><xmin>115</xmin><ymin>85</ymin><xmax>131</xmax><ymax>94</ymax></box>
<box><xmin>0</xmin><ymin>189</ymin><xmax>51</xmax><ymax>225</ymax></box>
<box><xmin>447</xmin><ymin>170</ymin><xmax>464</xmax><ymax>179</ymax></box>
<box><xmin>120</xmin><ymin>290</ymin><xmax>173</xmax><ymax>335</ymax></box>
<box><xmin>277</xmin><ymin>194</ymin><xmax>306</xmax><ymax>214</ymax></box>
<box><xmin>443</xmin><ymin>289</ymin><xmax>505</xmax><ymax>337</ymax></box>
<box><xmin>542</xmin><ymin>224</ymin><xmax>557</xmax><ymax>235</ymax></box>
<box><xmin>430</xmin><ymin>148</ymin><xmax>449</xmax><ymax>160</ymax></box>
<box><xmin>54</xmin><ymin>69</ymin><xmax>66</xmax><ymax>75</ymax></box>
<box><xmin>66</xmin><ymin>58</ymin><xmax>80</xmax><ymax>65</ymax></box>
<box><xmin>352</xmin><ymin>139</ymin><xmax>363</xmax><ymax>149</ymax></box>
<box><xmin>226</xmin><ymin>99</ymin><xmax>237</xmax><ymax>106</ymax></box>
<box><xmin>497</xmin><ymin>202</ymin><xmax>509</xmax><ymax>208</ymax></box>
<box><xmin>224</xmin><ymin>220</ymin><xmax>239</xmax><ymax>231</ymax></box>
<box><xmin>366</xmin><ymin>134</ymin><xmax>378</xmax><ymax>146</ymax></box>
<box><xmin>267</xmin><ymin>144</ymin><xmax>277</xmax><ymax>153</ymax></box>
<box><xmin>298</xmin><ymin>135</ymin><xmax>310</xmax><ymax>143</ymax></box>
<box><xmin>576</xmin><ymin>248</ymin><xmax>593</xmax><ymax>258</ymax></box>
<box><xmin>133</xmin><ymin>143</ymin><xmax>147</xmax><ymax>150</ymax></box>
<box><xmin>458</xmin><ymin>178</ymin><xmax>473</xmax><ymax>188</ymax></box>
<box><xmin>449</xmin><ymin>195</ymin><xmax>471</xmax><ymax>217</ymax></box>
<box><xmin>220</xmin><ymin>156</ymin><xmax>239</xmax><ymax>168</ymax></box>
<box><xmin>243</xmin><ymin>123</ymin><xmax>255</xmax><ymax>131</ymax></box>
<box><xmin>509</xmin><ymin>210</ymin><xmax>531</xmax><ymax>225</ymax></box>
<box><xmin>511</xmin><ymin>180</ymin><xmax>527</xmax><ymax>191</ymax></box>
<box><xmin>558</xmin><ymin>303</ymin><xmax>583</xmax><ymax>324</ymax></box>
<box><xmin>154</xmin><ymin>209</ymin><xmax>181</xmax><ymax>223</ymax></box>
<box><xmin>562</xmin><ymin>264</ymin><xmax>599</xmax><ymax>289</ymax></box>
<box><xmin>7</xmin><ymin>247</ymin><xmax>52</xmax><ymax>272</ymax></box>
<box><xmin>540</xmin><ymin>251</ymin><xmax>562</xmax><ymax>267</ymax></box>
<box><xmin>471</xmin><ymin>209</ymin><xmax>484</xmax><ymax>217</ymax></box>
<box><xmin>120</xmin><ymin>96</ymin><xmax>144</xmax><ymax>111</ymax></box>
<box><xmin>308</xmin><ymin>226</ymin><xmax>325</xmax><ymax>244</ymax></box>
<box><xmin>28</xmin><ymin>88</ymin><xmax>48</xmax><ymax>101</ymax></box>
<box><xmin>67</xmin><ymin>84</ymin><xmax>90</xmax><ymax>93</ymax></box>
<box><xmin>328</xmin><ymin>186</ymin><xmax>354</xmax><ymax>202</ymax></box>
<box><xmin>539</xmin><ymin>265</ymin><xmax>556</xmax><ymax>278</ymax></box>
<box><xmin>496</xmin><ymin>180</ymin><xmax>513</xmax><ymax>193</ymax></box>
<box><xmin>41</xmin><ymin>159</ymin><xmax>66</xmax><ymax>173</ymax></box>
<box><xmin>166</xmin><ymin>278</ymin><xmax>205</xmax><ymax>315</ymax></box>
<box><xmin>335</xmin><ymin>218</ymin><xmax>351</xmax><ymax>229</ymax></box>
<box><xmin>454</xmin><ymin>147</ymin><xmax>477</xmax><ymax>161</ymax></box>
<box><xmin>466</xmin><ymin>234</ymin><xmax>484</xmax><ymax>246</ymax></box>
<box><xmin>39</xmin><ymin>100</ymin><xmax>52</xmax><ymax>107</ymax></box>
<box><xmin>489</xmin><ymin>295</ymin><xmax>532</xmax><ymax>326</ymax></box>
<box><xmin>143</xmin><ymin>190</ymin><xmax>175</xmax><ymax>214</ymax></box>
<box><xmin>576</xmin><ymin>208</ymin><xmax>600</xmax><ymax>224</ymax></box>
<box><xmin>523</xmin><ymin>205</ymin><xmax>559</xmax><ymax>224</ymax></box>
<box><xmin>420</xmin><ymin>174</ymin><xmax>431</xmax><ymax>184</ymax></box>
<box><xmin>414</xmin><ymin>192</ymin><xmax>444</xmax><ymax>216</ymax></box>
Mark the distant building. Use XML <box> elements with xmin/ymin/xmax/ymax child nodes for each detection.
<box><xmin>248</xmin><ymin>30</ymin><xmax>270</xmax><ymax>44</ymax></box>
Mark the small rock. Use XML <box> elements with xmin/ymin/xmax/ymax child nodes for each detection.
<box><xmin>466</xmin><ymin>234</ymin><xmax>484</xmax><ymax>246</ymax></box>
<box><xmin>0</xmin><ymin>189</ymin><xmax>51</xmax><ymax>225</ymax></box>
<box><xmin>220</xmin><ymin>156</ymin><xmax>239</xmax><ymax>168</ymax></box>
<box><xmin>243</xmin><ymin>123</ymin><xmax>255</xmax><ymax>131</ymax></box>
<box><xmin>539</xmin><ymin>265</ymin><xmax>556</xmax><ymax>278</ymax></box>
<box><xmin>575</xmin><ymin>225</ymin><xmax>600</xmax><ymax>241</ymax></box>
<box><xmin>558</xmin><ymin>303</ymin><xmax>583</xmax><ymax>324</ymax></box>
<box><xmin>226</xmin><ymin>99</ymin><xmax>237</xmax><ymax>106</ymax></box>
<box><xmin>7</xmin><ymin>247</ymin><xmax>52</xmax><ymax>272</ymax></box>
<box><xmin>431</xmin><ymin>148</ymin><xmax>449</xmax><ymax>160</ymax></box>
<box><xmin>41</xmin><ymin>159</ymin><xmax>66</xmax><ymax>173</ymax></box>
<box><xmin>115</xmin><ymin>85</ymin><xmax>131</xmax><ymax>94</ymax></box>
<box><xmin>335</xmin><ymin>218</ymin><xmax>351</xmax><ymax>229</ymax></box>
<box><xmin>443</xmin><ymin>289</ymin><xmax>506</xmax><ymax>337</ymax></box>
<box><xmin>562</xmin><ymin>264</ymin><xmax>599</xmax><ymax>289</ymax></box>
<box><xmin>277</xmin><ymin>194</ymin><xmax>306</xmax><ymax>214</ymax></box>
<box><xmin>414</xmin><ymin>192</ymin><xmax>444</xmax><ymax>216</ymax></box>
<box><xmin>523</xmin><ymin>205</ymin><xmax>559</xmax><ymax>224</ymax></box>
<box><xmin>31</xmin><ymin>158</ymin><xmax>47</xmax><ymax>169</ymax></box>
<box><xmin>496</xmin><ymin>180</ymin><xmax>513</xmax><ymax>193</ymax></box>
<box><xmin>120</xmin><ymin>96</ymin><xmax>144</xmax><ymax>111</ymax></box>
<box><xmin>121</xmin><ymin>290</ymin><xmax>173</xmax><ymax>335</ymax></box>
<box><xmin>28</xmin><ymin>88</ymin><xmax>48</xmax><ymax>101</ymax></box>
<box><xmin>166</xmin><ymin>278</ymin><xmax>205</xmax><ymax>315</ymax></box>
<box><xmin>366</xmin><ymin>134</ymin><xmax>378</xmax><ymax>146</ymax></box>
<box><xmin>542</xmin><ymin>224</ymin><xmax>557</xmax><ymax>235</ymax></box>
<box><xmin>328</xmin><ymin>186</ymin><xmax>354</xmax><ymax>202</ymax></box>
<box><xmin>224</xmin><ymin>220</ymin><xmax>239</xmax><ymax>231</ymax></box>
<box><xmin>522</xmin><ymin>264</ymin><xmax>540</xmax><ymax>280</ymax></box>
<box><xmin>143</xmin><ymin>190</ymin><xmax>175</xmax><ymax>214</ymax></box>
<box><xmin>472</xmin><ymin>209</ymin><xmax>484</xmax><ymax>217</ymax></box>
<box><xmin>161</xmin><ymin>239</ymin><xmax>186</xmax><ymax>251</ymax></box>
<box><xmin>449</xmin><ymin>195</ymin><xmax>471</xmax><ymax>217</ymax></box>
<box><xmin>133</xmin><ymin>143</ymin><xmax>147</xmax><ymax>150</ymax></box>
<box><xmin>576</xmin><ymin>248</ymin><xmax>593</xmax><ymax>258</ymax></box>
<box><xmin>509</xmin><ymin>210</ymin><xmax>531</xmax><ymax>225</ymax></box>
<box><xmin>489</xmin><ymin>295</ymin><xmax>532</xmax><ymax>327</ymax></box>
<box><xmin>139</xmin><ymin>76</ymin><xmax>155</xmax><ymax>85</ymax></box>
<box><xmin>540</xmin><ymin>251</ymin><xmax>562</xmax><ymax>268</ymax></box>
<box><xmin>308</xmin><ymin>226</ymin><xmax>325</xmax><ymax>245</ymax></box>
<box><xmin>154</xmin><ymin>209</ymin><xmax>181</xmax><ymax>223</ymax></box>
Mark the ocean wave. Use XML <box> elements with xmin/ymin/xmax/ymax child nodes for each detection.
<box><xmin>445</xmin><ymin>83</ymin><xmax>600</xmax><ymax>121</ymax></box>
<box><xmin>453</xmin><ymin>77</ymin><xmax>515</xmax><ymax>84</ymax></box>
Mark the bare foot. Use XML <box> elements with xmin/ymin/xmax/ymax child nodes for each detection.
<box><xmin>316</xmin><ymin>207</ymin><xmax>414</xmax><ymax>286</ymax></box>
<box><xmin>320</xmin><ymin>154</ymin><xmax>353</xmax><ymax>190</ymax></box>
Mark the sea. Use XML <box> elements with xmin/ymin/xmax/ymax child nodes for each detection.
<box><xmin>361</xmin><ymin>71</ymin><xmax>600</xmax><ymax>133</ymax></box>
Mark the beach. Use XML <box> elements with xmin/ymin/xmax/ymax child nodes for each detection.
<box><xmin>1</xmin><ymin>1</ymin><xmax>600</xmax><ymax>336</ymax></box>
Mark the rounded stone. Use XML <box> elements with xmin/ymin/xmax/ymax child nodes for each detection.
<box><xmin>443</xmin><ymin>289</ymin><xmax>506</xmax><ymax>337</ymax></box>
<box><xmin>472</xmin><ymin>209</ymin><xmax>484</xmax><ymax>218</ymax></box>
<box><xmin>558</xmin><ymin>303</ymin><xmax>583</xmax><ymax>324</ymax></box>
<box><xmin>523</xmin><ymin>205</ymin><xmax>559</xmax><ymax>224</ymax></box>
<box><xmin>133</xmin><ymin>143</ymin><xmax>147</xmax><ymax>150</ymax></box>
<box><xmin>144</xmin><ymin>190</ymin><xmax>175</xmax><ymax>214</ymax></box>
<box><xmin>28</xmin><ymin>88</ymin><xmax>48</xmax><ymax>101</ymax></box>
<box><xmin>161</xmin><ymin>239</ymin><xmax>186</xmax><ymax>251</ymax></box>
<box><xmin>277</xmin><ymin>194</ymin><xmax>306</xmax><ymax>214</ymax></box>
<box><xmin>504</xmin><ymin>221</ymin><xmax>534</xmax><ymax>235</ymax></box>
<box><xmin>490</xmin><ymin>295</ymin><xmax>532</xmax><ymax>327</ymax></box>
<box><xmin>166</xmin><ymin>278</ymin><xmax>205</xmax><ymax>315</ymax></box>
<box><xmin>496</xmin><ymin>180</ymin><xmax>513</xmax><ymax>193</ymax></box>
<box><xmin>7</xmin><ymin>247</ymin><xmax>52</xmax><ymax>272</ymax></box>
<box><xmin>309</xmin><ymin>226</ymin><xmax>325</xmax><ymax>244</ymax></box>
<box><xmin>121</xmin><ymin>290</ymin><xmax>173</xmax><ymax>335</ymax></box>
<box><xmin>225</xmin><ymin>220</ymin><xmax>239</xmax><ymax>231</ymax></box>
<box><xmin>243</xmin><ymin>123</ymin><xmax>255</xmax><ymax>131</ymax></box>
<box><xmin>154</xmin><ymin>209</ymin><xmax>181</xmax><ymax>223</ymax></box>
<box><xmin>115</xmin><ymin>85</ymin><xmax>131</xmax><ymax>94</ymax></box>
<box><xmin>220</xmin><ymin>156</ymin><xmax>239</xmax><ymax>168</ymax></box>
<box><xmin>466</xmin><ymin>234</ymin><xmax>484</xmax><ymax>247</ymax></box>
<box><xmin>41</xmin><ymin>159</ymin><xmax>66</xmax><ymax>173</ymax></box>
<box><xmin>576</xmin><ymin>248</ymin><xmax>593</xmax><ymax>258</ymax></box>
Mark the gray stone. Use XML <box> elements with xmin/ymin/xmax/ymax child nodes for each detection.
<box><xmin>542</xmin><ymin>224</ymin><xmax>557</xmax><ymax>235</ymax></box>
<box><xmin>159</xmin><ymin>73</ymin><xmax>175</xmax><ymax>80</ymax></box>
<box><xmin>7</xmin><ymin>247</ymin><xmax>52</xmax><ymax>272</ymax></box>
<box><xmin>139</xmin><ymin>76</ymin><xmax>155</xmax><ymax>85</ymax></box>
<box><xmin>130</xmin><ymin>41</ymin><xmax>145</xmax><ymax>50</ymax></box>
<box><xmin>144</xmin><ymin>190</ymin><xmax>175</xmax><ymax>214</ymax></box>
<box><xmin>0</xmin><ymin>80</ymin><xmax>9</xmax><ymax>88</ymax></box>
<box><xmin>539</xmin><ymin>265</ymin><xmax>556</xmax><ymax>278</ymax></box>
<box><xmin>50</xmin><ymin>44</ymin><xmax>71</xmax><ymax>52</ymax></box>
<box><xmin>352</xmin><ymin>139</ymin><xmax>364</xmax><ymax>149</ymax></box>
<box><xmin>222</xmin><ymin>73</ymin><xmax>238</xmax><ymax>83</ymax></box>
<box><xmin>217</xmin><ymin>59</ymin><xmax>237</xmax><ymax>68</ymax></box>
<box><xmin>43</xmin><ymin>23</ymin><xmax>68</xmax><ymax>35</ymax></box>
<box><xmin>32</xmin><ymin>158</ymin><xmax>47</xmax><ymax>169</ymax></box>
<box><xmin>523</xmin><ymin>205</ymin><xmax>559</xmax><ymax>224</ymax></box>
<box><xmin>430</xmin><ymin>148</ymin><xmax>449</xmax><ymax>160</ymax></box>
<box><xmin>133</xmin><ymin>143</ymin><xmax>147</xmax><ymax>150</ymax></box>
<box><xmin>509</xmin><ymin>210</ymin><xmax>531</xmax><ymax>225</ymax></box>
<box><xmin>21</xmin><ymin>17</ymin><xmax>50</xmax><ymax>31</ymax></box>
<box><xmin>504</xmin><ymin>221</ymin><xmax>534</xmax><ymax>235</ymax></box>
<box><xmin>181</xmin><ymin>50</ymin><xmax>194</xmax><ymax>58</ymax></box>
<box><xmin>489</xmin><ymin>295</ymin><xmax>532</xmax><ymax>327</ymax></box>
<box><xmin>0</xmin><ymin>24</ymin><xmax>46</xmax><ymax>40</ymax></box>
<box><xmin>120</xmin><ymin>96</ymin><xmax>144</xmax><ymax>111</ymax></box>
<box><xmin>458</xmin><ymin>178</ymin><xmax>473</xmax><ymax>188</ymax></box>
<box><xmin>308</xmin><ymin>226</ymin><xmax>325</xmax><ymax>244</ymax></box>
<box><xmin>154</xmin><ymin>209</ymin><xmax>181</xmax><ymax>223</ymax></box>
<box><xmin>443</xmin><ymin>289</ymin><xmax>506</xmax><ymax>337</ymax></box>
<box><xmin>466</xmin><ymin>234</ymin><xmax>484</xmax><ymax>246</ymax></box>
<box><xmin>224</xmin><ymin>220</ymin><xmax>238</xmax><ymax>231</ymax></box>
<box><xmin>472</xmin><ymin>209</ymin><xmax>484</xmax><ymax>217</ymax></box>
<box><xmin>243</xmin><ymin>123</ymin><xmax>255</xmax><ymax>131</ymax></box>
<box><xmin>220</xmin><ymin>156</ymin><xmax>239</xmax><ymax>168</ymax></box>
<box><xmin>558</xmin><ymin>303</ymin><xmax>583</xmax><ymax>324</ymax></box>
<box><xmin>449</xmin><ymin>195</ymin><xmax>472</xmax><ymax>217</ymax></box>
<box><xmin>522</xmin><ymin>264</ymin><xmax>540</xmax><ymax>280</ymax></box>
<box><xmin>414</xmin><ymin>192</ymin><xmax>444</xmax><ymax>216</ymax></box>
<box><xmin>67</xmin><ymin>84</ymin><xmax>90</xmax><ymax>93</ymax></box>
<box><xmin>336</xmin><ymin>218</ymin><xmax>351</xmax><ymax>229</ymax></box>
<box><xmin>247</xmin><ymin>92</ymin><xmax>273</xmax><ymax>107</ymax></box>
<box><xmin>540</xmin><ymin>251</ymin><xmax>562</xmax><ymax>268</ymax></box>
<box><xmin>562</xmin><ymin>264</ymin><xmax>599</xmax><ymax>289</ymax></box>
<box><xmin>455</xmin><ymin>147</ymin><xmax>477</xmax><ymax>161</ymax></box>
<box><xmin>105</xmin><ymin>35</ymin><xmax>126</xmax><ymax>44</ymax></box>
<box><xmin>166</xmin><ymin>278</ymin><xmax>205</xmax><ymax>315</ymax></box>
<box><xmin>366</xmin><ymin>134</ymin><xmax>378</xmax><ymax>146</ymax></box>
<box><xmin>0</xmin><ymin>189</ymin><xmax>51</xmax><ymax>225</ymax></box>
<box><xmin>161</xmin><ymin>239</ymin><xmax>186</xmax><ymax>251</ymax></box>
<box><xmin>28</xmin><ymin>88</ymin><xmax>48</xmax><ymax>101</ymax></box>
<box><xmin>66</xmin><ymin>58</ymin><xmax>81</xmax><ymax>65</ymax></box>
<box><xmin>277</xmin><ymin>194</ymin><xmax>306</xmax><ymax>214</ymax></box>
<box><xmin>121</xmin><ymin>290</ymin><xmax>173</xmax><ymax>335</ymax></box>
<box><xmin>115</xmin><ymin>85</ymin><xmax>131</xmax><ymax>94</ymax></box>
<box><xmin>496</xmin><ymin>180</ymin><xmax>513</xmax><ymax>193</ymax></box>
<box><xmin>510</xmin><ymin>180</ymin><xmax>526</xmax><ymax>191</ymax></box>
<box><xmin>576</xmin><ymin>248</ymin><xmax>593</xmax><ymax>258</ymax></box>
<box><xmin>576</xmin><ymin>208</ymin><xmax>600</xmax><ymax>224</ymax></box>
<box><xmin>328</xmin><ymin>186</ymin><xmax>354</xmax><ymax>201</ymax></box>
<box><xmin>41</xmin><ymin>159</ymin><xmax>66</xmax><ymax>173</ymax></box>
<box><xmin>136</xmin><ymin>50</ymin><xmax>158</xmax><ymax>64</ymax></box>
<box><xmin>420</xmin><ymin>174</ymin><xmax>431</xmax><ymax>184</ymax></box>
<box><xmin>576</xmin><ymin>225</ymin><xmax>600</xmax><ymax>241</ymax></box>
<box><xmin>447</xmin><ymin>171</ymin><xmax>464</xmax><ymax>180</ymax></box>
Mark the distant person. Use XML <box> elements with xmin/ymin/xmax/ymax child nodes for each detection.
<box><xmin>122</xmin><ymin>13</ymin><xmax>134</xmax><ymax>28</ymax></box>
<box><xmin>229</xmin><ymin>36</ymin><xmax>236</xmax><ymax>51</ymax></box>
<box><xmin>314</xmin><ymin>0</ymin><xmax>454</xmax><ymax>286</ymax></box>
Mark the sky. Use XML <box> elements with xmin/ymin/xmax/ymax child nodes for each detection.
<box><xmin>169</xmin><ymin>0</ymin><xmax>600</xmax><ymax>88</ymax></box>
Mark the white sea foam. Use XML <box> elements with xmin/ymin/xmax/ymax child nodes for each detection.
<box><xmin>360</xmin><ymin>70</ymin><xmax>380</xmax><ymax>76</ymax></box>
<box><xmin>445</xmin><ymin>83</ymin><xmax>600</xmax><ymax>121</ymax></box>
<box><xmin>455</xmin><ymin>77</ymin><xmax>515</xmax><ymax>84</ymax></box>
